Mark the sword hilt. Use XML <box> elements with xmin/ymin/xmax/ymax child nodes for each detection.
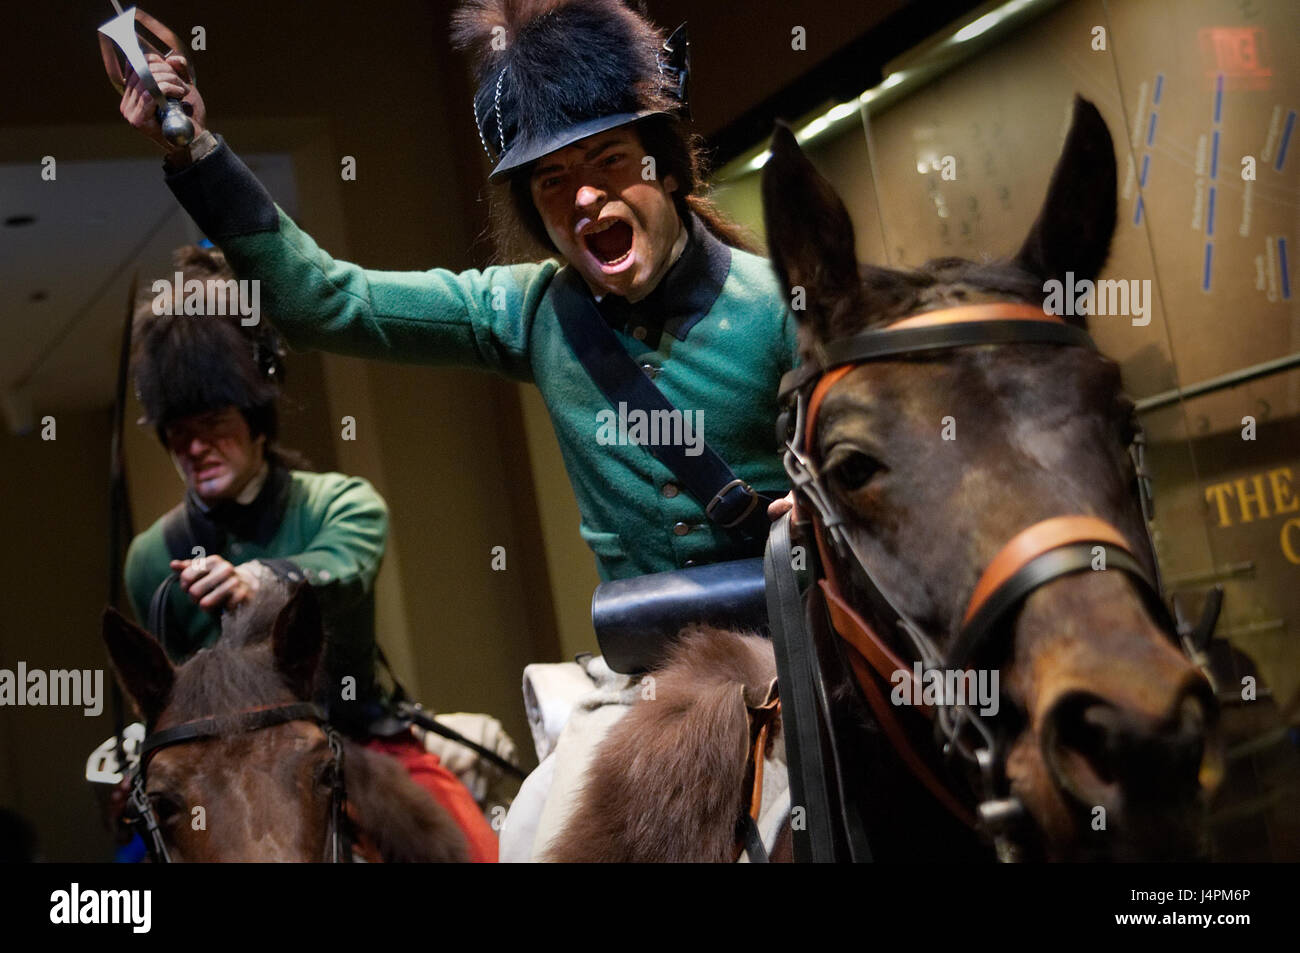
<box><xmin>158</xmin><ymin>97</ymin><xmax>194</xmax><ymax>146</ymax></box>
<box><xmin>99</xmin><ymin>6</ymin><xmax>196</xmax><ymax>147</ymax></box>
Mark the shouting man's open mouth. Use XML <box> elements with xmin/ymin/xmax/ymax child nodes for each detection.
<box><xmin>581</xmin><ymin>217</ymin><xmax>636</xmax><ymax>273</ymax></box>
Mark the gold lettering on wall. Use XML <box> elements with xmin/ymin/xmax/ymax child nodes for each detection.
<box><xmin>1282</xmin><ymin>519</ymin><xmax>1300</xmax><ymax>566</ymax></box>
<box><xmin>1205</xmin><ymin>466</ymin><xmax>1300</xmax><ymax>564</ymax></box>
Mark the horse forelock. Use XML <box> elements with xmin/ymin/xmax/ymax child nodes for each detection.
<box><xmin>164</xmin><ymin>643</ymin><xmax>294</xmax><ymax>727</ymax></box>
<box><xmin>159</xmin><ymin>582</ymin><xmax>301</xmax><ymax>726</ymax></box>
<box><xmin>220</xmin><ymin>578</ymin><xmax>294</xmax><ymax>648</ymax></box>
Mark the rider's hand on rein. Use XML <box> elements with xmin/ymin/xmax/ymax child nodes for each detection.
<box><xmin>170</xmin><ymin>555</ymin><xmax>265</xmax><ymax>611</ymax></box>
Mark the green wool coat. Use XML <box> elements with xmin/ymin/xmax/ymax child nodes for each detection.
<box><xmin>165</xmin><ymin>136</ymin><xmax>798</xmax><ymax>580</ymax></box>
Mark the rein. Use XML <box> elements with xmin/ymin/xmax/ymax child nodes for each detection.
<box><xmin>126</xmin><ymin>701</ymin><xmax>349</xmax><ymax>863</ymax></box>
<box><xmin>771</xmin><ymin>302</ymin><xmax>1183</xmax><ymax>860</ymax></box>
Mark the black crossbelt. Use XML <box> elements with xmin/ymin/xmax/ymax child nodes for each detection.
<box><xmin>550</xmin><ymin>268</ymin><xmax>774</xmax><ymax>542</ymax></box>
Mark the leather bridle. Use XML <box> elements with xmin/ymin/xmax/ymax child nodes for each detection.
<box><xmin>774</xmin><ymin>302</ymin><xmax>1184</xmax><ymax>858</ymax></box>
<box><xmin>125</xmin><ymin>701</ymin><xmax>349</xmax><ymax>863</ymax></box>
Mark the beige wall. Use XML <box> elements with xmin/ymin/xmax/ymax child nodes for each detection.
<box><xmin>0</xmin><ymin>412</ymin><xmax>119</xmax><ymax>861</ymax></box>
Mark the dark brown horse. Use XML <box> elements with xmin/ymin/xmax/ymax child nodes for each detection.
<box><xmin>102</xmin><ymin>581</ymin><xmax>468</xmax><ymax>861</ymax></box>
<box><xmin>548</xmin><ymin>99</ymin><xmax>1222</xmax><ymax>862</ymax></box>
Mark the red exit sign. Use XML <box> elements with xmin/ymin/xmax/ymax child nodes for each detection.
<box><xmin>1199</xmin><ymin>27</ymin><xmax>1272</xmax><ymax>90</ymax></box>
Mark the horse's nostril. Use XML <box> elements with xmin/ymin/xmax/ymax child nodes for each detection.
<box><xmin>1046</xmin><ymin>695</ymin><xmax>1121</xmax><ymax>797</ymax></box>
<box><xmin>1045</xmin><ymin>692</ymin><xmax>1210</xmax><ymax>807</ymax></box>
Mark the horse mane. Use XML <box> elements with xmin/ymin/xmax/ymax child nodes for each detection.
<box><xmin>341</xmin><ymin>741</ymin><xmax>471</xmax><ymax>863</ymax></box>
<box><xmin>220</xmin><ymin>577</ymin><xmax>293</xmax><ymax>648</ymax></box>
<box><xmin>544</xmin><ymin>626</ymin><xmax>777</xmax><ymax>862</ymax></box>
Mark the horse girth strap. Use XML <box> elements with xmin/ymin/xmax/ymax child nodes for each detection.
<box><xmin>735</xmin><ymin>685</ymin><xmax>780</xmax><ymax>864</ymax></box>
<box><xmin>747</xmin><ymin>687</ymin><xmax>781</xmax><ymax>823</ymax></box>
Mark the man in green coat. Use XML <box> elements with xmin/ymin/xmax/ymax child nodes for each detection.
<box><xmin>124</xmin><ymin>243</ymin><xmax>389</xmax><ymax>733</ymax></box>
<box><xmin>118</xmin><ymin>0</ymin><xmax>795</xmax><ymax>859</ymax></box>
<box><xmin>122</xmin><ymin>244</ymin><xmax>500</xmax><ymax>860</ymax></box>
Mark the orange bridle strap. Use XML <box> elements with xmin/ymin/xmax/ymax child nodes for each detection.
<box><xmin>882</xmin><ymin>302</ymin><xmax>1059</xmax><ymax>330</ymax></box>
<box><xmin>963</xmin><ymin>516</ymin><xmax>1135</xmax><ymax>626</ymax></box>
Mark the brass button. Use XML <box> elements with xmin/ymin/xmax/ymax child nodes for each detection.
<box><xmin>632</xmin><ymin>326</ymin><xmax>647</xmax><ymax>341</ymax></box>
<box><xmin>662</xmin><ymin>482</ymin><xmax>679</xmax><ymax>498</ymax></box>
<box><xmin>642</xmin><ymin>363</ymin><xmax>658</xmax><ymax>378</ymax></box>
<box><xmin>672</xmin><ymin>521</ymin><xmax>691</xmax><ymax>536</ymax></box>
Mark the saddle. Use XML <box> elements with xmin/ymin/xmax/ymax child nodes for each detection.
<box><xmin>592</xmin><ymin>557</ymin><xmax>769</xmax><ymax>674</ymax></box>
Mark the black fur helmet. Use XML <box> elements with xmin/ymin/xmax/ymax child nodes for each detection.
<box><xmin>451</xmin><ymin>0</ymin><xmax>690</xmax><ymax>182</ymax></box>
<box><xmin>132</xmin><ymin>245</ymin><xmax>286</xmax><ymax>444</ymax></box>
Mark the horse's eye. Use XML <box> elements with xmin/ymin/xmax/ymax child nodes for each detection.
<box><xmin>315</xmin><ymin>761</ymin><xmax>339</xmax><ymax>789</ymax></box>
<box><xmin>149</xmin><ymin>793</ymin><xmax>184</xmax><ymax>823</ymax></box>
<box><xmin>828</xmin><ymin>450</ymin><xmax>884</xmax><ymax>492</ymax></box>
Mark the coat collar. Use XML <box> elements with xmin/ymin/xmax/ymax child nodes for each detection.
<box><xmin>184</xmin><ymin>463</ymin><xmax>292</xmax><ymax>552</ymax></box>
<box><xmin>593</xmin><ymin>212</ymin><xmax>732</xmax><ymax>345</ymax></box>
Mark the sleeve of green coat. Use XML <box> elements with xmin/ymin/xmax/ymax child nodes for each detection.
<box><xmin>261</xmin><ymin>475</ymin><xmax>388</xmax><ymax>615</ymax></box>
<box><xmin>163</xmin><ymin>135</ymin><xmax>558</xmax><ymax>383</ymax></box>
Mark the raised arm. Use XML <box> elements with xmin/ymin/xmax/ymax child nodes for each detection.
<box><xmin>121</xmin><ymin>52</ymin><xmax>554</xmax><ymax>382</ymax></box>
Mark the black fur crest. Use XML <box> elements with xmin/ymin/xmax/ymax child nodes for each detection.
<box><xmin>132</xmin><ymin>246</ymin><xmax>283</xmax><ymax>435</ymax></box>
<box><xmin>451</xmin><ymin>0</ymin><xmax>675</xmax><ymax>165</ymax></box>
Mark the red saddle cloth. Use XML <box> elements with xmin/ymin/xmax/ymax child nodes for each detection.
<box><xmin>364</xmin><ymin>734</ymin><xmax>499</xmax><ymax>863</ymax></box>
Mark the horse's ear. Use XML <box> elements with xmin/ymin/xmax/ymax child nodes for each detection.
<box><xmin>270</xmin><ymin>581</ymin><xmax>324</xmax><ymax>700</ymax></box>
<box><xmin>762</xmin><ymin>122</ymin><xmax>863</xmax><ymax>339</ymax></box>
<box><xmin>102</xmin><ymin>607</ymin><xmax>174</xmax><ymax>724</ymax></box>
<box><xmin>1014</xmin><ymin>96</ymin><xmax>1117</xmax><ymax>295</ymax></box>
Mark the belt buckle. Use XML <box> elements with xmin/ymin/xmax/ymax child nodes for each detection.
<box><xmin>707</xmin><ymin>479</ymin><xmax>759</xmax><ymax>528</ymax></box>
